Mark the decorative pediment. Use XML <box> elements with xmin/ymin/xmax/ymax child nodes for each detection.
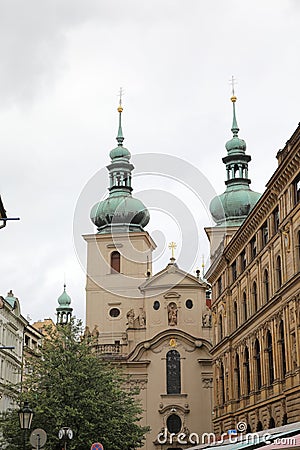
<box><xmin>140</xmin><ymin>263</ymin><xmax>208</xmax><ymax>292</ymax></box>
<box><xmin>163</xmin><ymin>292</ymin><xmax>181</xmax><ymax>299</ymax></box>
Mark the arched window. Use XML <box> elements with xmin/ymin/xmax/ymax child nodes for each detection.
<box><xmin>111</xmin><ymin>251</ymin><xmax>120</xmax><ymax>273</ymax></box>
<box><xmin>166</xmin><ymin>350</ymin><xmax>181</xmax><ymax>394</ymax></box>
<box><xmin>256</xmin><ymin>421</ymin><xmax>263</xmax><ymax>432</ymax></box>
<box><xmin>267</xmin><ymin>331</ymin><xmax>274</xmax><ymax>384</ymax></box>
<box><xmin>234</xmin><ymin>164</ymin><xmax>239</xmax><ymax>178</ymax></box>
<box><xmin>220</xmin><ymin>362</ymin><xmax>225</xmax><ymax>404</ymax></box>
<box><xmin>243</xmin><ymin>292</ymin><xmax>247</xmax><ymax>321</ymax></box>
<box><xmin>252</xmin><ymin>281</ymin><xmax>258</xmax><ymax>312</ymax></box>
<box><xmin>234</xmin><ymin>353</ymin><xmax>241</xmax><ymax>399</ymax></box>
<box><xmin>244</xmin><ymin>347</ymin><xmax>250</xmax><ymax>396</ymax></box>
<box><xmin>279</xmin><ymin>321</ymin><xmax>286</xmax><ymax>378</ymax></box>
<box><xmin>276</xmin><ymin>256</ymin><xmax>282</xmax><ymax>290</ymax></box>
<box><xmin>254</xmin><ymin>339</ymin><xmax>262</xmax><ymax>390</ymax></box>
<box><xmin>269</xmin><ymin>417</ymin><xmax>275</xmax><ymax>429</ymax></box>
<box><xmin>263</xmin><ymin>269</ymin><xmax>269</xmax><ymax>302</ymax></box>
<box><xmin>219</xmin><ymin>314</ymin><xmax>223</xmax><ymax>341</ymax></box>
<box><xmin>233</xmin><ymin>301</ymin><xmax>238</xmax><ymax>329</ymax></box>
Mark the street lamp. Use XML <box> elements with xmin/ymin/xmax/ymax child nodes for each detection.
<box><xmin>18</xmin><ymin>401</ymin><xmax>34</xmax><ymax>450</ymax></box>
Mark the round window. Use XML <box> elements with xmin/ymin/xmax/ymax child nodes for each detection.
<box><xmin>185</xmin><ymin>299</ymin><xmax>193</xmax><ymax>309</ymax></box>
<box><xmin>153</xmin><ymin>300</ymin><xmax>160</xmax><ymax>310</ymax></box>
<box><xmin>109</xmin><ymin>308</ymin><xmax>120</xmax><ymax>318</ymax></box>
<box><xmin>166</xmin><ymin>414</ymin><xmax>182</xmax><ymax>434</ymax></box>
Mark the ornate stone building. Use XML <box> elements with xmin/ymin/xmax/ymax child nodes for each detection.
<box><xmin>205</xmin><ymin>95</ymin><xmax>300</xmax><ymax>434</ymax></box>
<box><xmin>0</xmin><ymin>291</ymin><xmax>26</xmax><ymax>412</ymax></box>
<box><xmin>84</xmin><ymin>101</ymin><xmax>213</xmax><ymax>449</ymax></box>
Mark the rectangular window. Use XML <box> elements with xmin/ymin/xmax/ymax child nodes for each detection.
<box><xmin>231</xmin><ymin>261</ymin><xmax>237</xmax><ymax>282</ymax></box>
<box><xmin>240</xmin><ymin>250</ymin><xmax>246</xmax><ymax>271</ymax></box>
<box><xmin>250</xmin><ymin>236</ymin><xmax>257</xmax><ymax>260</ymax></box>
<box><xmin>262</xmin><ymin>222</ymin><xmax>269</xmax><ymax>246</ymax></box>
<box><xmin>273</xmin><ymin>207</ymin><xmax>279</xmax><ymax>233</ymax></box>
<box><xmin>294</xmin><ymin>175</ymin><xmax>300</xmax><ymax>204</ymax></box>
<box><xmin>217</xmin><ymin>276</ymin><xmax>222</xmax><ymax>296</ymax></box>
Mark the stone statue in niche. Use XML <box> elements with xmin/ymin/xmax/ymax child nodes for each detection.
<box><xmin>168</xmin><ymin>302</ymin><xmax>178</xmax><ymax>326</ymax></box>
<box><xmin>138</xmin><ymin>308</ymin><xmax>146</xmax><ymax>327</ymax></box>
<box><xmin>202</xmin><ymin>308</ymin><xmax>212</xmax><ymax>327</ymax></box>
<box><xmin>126</xmin><ymin>309</ymin><xmax>135</xmax><ymax>327</ymax></box>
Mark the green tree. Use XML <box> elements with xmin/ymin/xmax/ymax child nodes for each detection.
<box><xmin>0</xmin><ymin>320</ymin><xmax>149</xmax><ymax>450</ymax></box>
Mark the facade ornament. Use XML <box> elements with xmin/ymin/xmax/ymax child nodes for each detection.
<box><xmin>202</xmin><ymin>308</ymin><xmax>212</xmax><ymax>327</ymax></box>
<box><xmin>126</xmin><ymin>308</ymin><xmax>135</xmax><ymax>327</ymax></box>
<box><xmin>282</xmin><ymin>226</ymin><xmax>291</xmax><ymax>252</ymax></box>
<box><xmin>92</xmin><ymin>324</ymin><xmax>100</xmax><ymax>339</ymax></box>
<box><xmin>83</xmin><ymin>325</ymin><xmax>91</xmax><ymax>340</ymax></box>
<box><xmin>167</xmin><ymin>302</ymin><xmax>178</xmax><ymax>326</ymax></box>
<box><xmin>138</xmin><ymin>308</ymin><xmax>146</xmax><ymax>327</ymax></box>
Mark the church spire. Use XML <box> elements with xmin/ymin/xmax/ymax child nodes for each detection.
<box><xmin>116</xmin><ymin>87</ymin><xmax>124</xmax><ymax>146</ymax></box>
<box><xmin>209</xmin><ymin>79</ymin><xmax>261</xmax><ymax>227</ymax></box>
<box><xmin>56</xmin><ymin>283</ymin><xmax>73</xmax><ymax>325</ymax></box>
<box><xmin>90</xmin><ymin>91</ymin><xmax>150</xmax><ymax>233</ymax></box>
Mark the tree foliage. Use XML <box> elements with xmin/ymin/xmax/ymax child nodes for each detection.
<box><xmin>0</xmin><ymin>320</ymin><xmax>149</xmax><ymax>450</ymax></box>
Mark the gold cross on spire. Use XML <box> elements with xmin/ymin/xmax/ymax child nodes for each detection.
<box><xmin>117</xmin><ymin>87</ymin><xmax>124</xmax><ymax>113</ymax></box>
<box><xmin>168</xmin><ymin>241</ymin><xmax>177</xmax><ymax>259</ymax></box>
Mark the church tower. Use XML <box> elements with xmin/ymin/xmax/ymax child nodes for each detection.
<box><xmin>84</xmin><ymin>98</ymin><xmax>213</xmax><ymax>450</ymax></box>
<box><xmin>84</xmin><ymin>98</ymin><xmax>156</xmax><ymax>343</ymax></box>
<box><xmin>205</xmin><ymin>88</ymin><xmax>261</xmax><ymax>260</ymax></box>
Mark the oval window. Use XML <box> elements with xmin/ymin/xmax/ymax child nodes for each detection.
<box><xmin>109</xmin><ymin>308</ymin><xmax>120</xmax><ymax>318</ymax></box>
<box><xmin>153</xmin><ymin>301</ymin><xmax>160</xmax><ymax>310</ymax></box>
<box><xmin>166</xmin><ymin>414</ymin><xmax>182</xmax><ymax>434</ymax></box>
<box><xmin>185</xmin><ymin>299</ymin><xmax>193</xmax><ymax>309</ymax></box>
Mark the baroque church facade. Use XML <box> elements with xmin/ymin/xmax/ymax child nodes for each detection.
<box><xmin>205</xmin><ymin>94</ymin><xmax>300</xmax><ymax>434</ymax></box>
<box><xmin>83</xmin><ymin>102</ymin><xmax>213</xmax><ymax>449</ymax></box>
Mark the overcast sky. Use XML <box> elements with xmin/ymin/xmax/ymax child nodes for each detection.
<box><xmin>0</xmin><ymin>0</ymin><xmax>299</xmax><ymax>324</ymax></box>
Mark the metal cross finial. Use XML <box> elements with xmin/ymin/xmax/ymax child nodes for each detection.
<box><xmin>229</xmin><ymin>75</ymin><xmax>237</xmax><ymax>96</ymax></box>
<box><xmin>168</xmin><ymin>241</ymin><xmax>177</xmax><ymax>259</ymax></box>
<box><xmin>118</xmin><ymin>87</ymin><xmax>124</xmax><ymax>106</ymax></box>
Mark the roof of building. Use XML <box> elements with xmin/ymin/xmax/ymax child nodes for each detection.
<box><xmin>90</xmin><ymin>101</ymin><xmax>150</xmax><ymax>233</ymax></box>
<box><xmin>209</xmin><ymin>94</ymin><xmax>261</xmax><ymax>227</ymax></box>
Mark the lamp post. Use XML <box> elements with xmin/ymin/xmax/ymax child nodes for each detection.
<box><xmin>18</xmin><ymin>401</ymin><xmax>34</xmax><ymax>450</ymax></box>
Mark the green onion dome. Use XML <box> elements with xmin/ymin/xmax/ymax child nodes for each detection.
<box><xmin>210</xmin><ymin>185</ymin><xmax>261</xmax><ymax>226</ymax></box>
<box><xmin>210</xmin><ymin>94</ymin><xmax>261</xmax><ymax>227</ymax></box>
<box><xmin>109</xmin><ymin>145</ymin><xmax>131</xmax><ymax>160</ymax></box>
<box><xmin>57</xmin><ymin>284</ymin><xmax>71</xmax><ymax>307</ymax></box>
<box><xmin>91</xmin><ymin>194</ymin><xmax>150</xmax><ymax>231</ymax></box>
<box><xmin>90</xmin><ymin>101</ymin><xmax>150</xmax><ymax>233</ymax></box>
